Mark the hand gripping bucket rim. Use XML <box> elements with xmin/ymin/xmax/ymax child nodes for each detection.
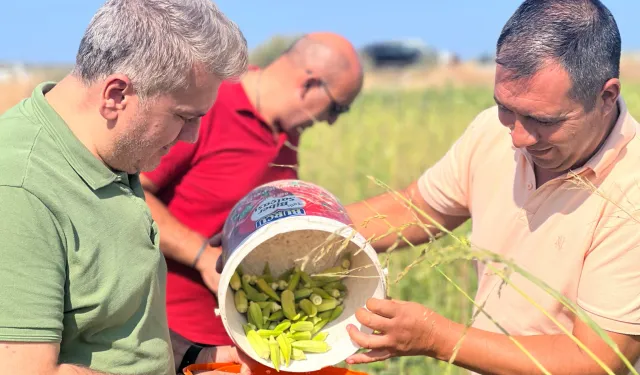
<box><xmin>217</xmin><ymin>180</ymin><xmax>386</xmax><ymax>373</ymax></box>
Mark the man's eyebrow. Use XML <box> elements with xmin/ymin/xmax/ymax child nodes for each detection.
<box><xmin>493</xmin><ymin>95</ymin><xmax>567</xmax><ymax>123</ymax></box>
<box><xmin>527</xmin><ymin>113</ymin><xmax>567</xmax><ymax>123</ymax></box>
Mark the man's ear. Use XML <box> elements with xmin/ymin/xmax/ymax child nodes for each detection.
<box><xmin>599</xmin><ymin>77</ymin><xmax>620</xmax><ymax>117</ymax></box>
<box><xmin>99</xmin><ymin>74</ymin><xmax>133</xmax><ymax>121</ymax></box>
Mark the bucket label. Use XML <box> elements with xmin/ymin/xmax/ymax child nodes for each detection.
<box><xmin>251</xmin><ymin>196</ymin><xmax>306</xmax><ymax>221</ymax></box>
<box><xmin>255</xmin><ymin>207</ymin><xmax>306</xmax><ymax>229</ymax></box>
<box><xmin>222</xmin><ymin>180</ymin><xmax>352</xmax><ymax>258</ymax></box>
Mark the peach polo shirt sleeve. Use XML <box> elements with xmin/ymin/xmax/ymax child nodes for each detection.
<box><xmin>417</xmin><ymin>107</ymin><xmax>497</xmax><ymax>217</ymax></box>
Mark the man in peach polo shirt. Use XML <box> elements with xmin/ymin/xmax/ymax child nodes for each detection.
<box><xmin>343</xmin><ymin>0</ymin><xmax>640</xmax><ymax>374</ymax></box>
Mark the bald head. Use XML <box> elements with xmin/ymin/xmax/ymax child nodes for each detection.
<box><xmin>284</xmin><ymin>32</ymin><xmax>363</xmax><ymax>101</ymax></box>
<box><xmin>252</xmin><ymin>32</ymin><xmax>364</xmax><ymax>133</ymax></box>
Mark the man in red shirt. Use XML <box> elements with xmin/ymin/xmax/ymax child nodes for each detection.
<box><xmin>140</xmin><ymin>32</ymin><xmax>363</xmax><ymax>351</ymax></box>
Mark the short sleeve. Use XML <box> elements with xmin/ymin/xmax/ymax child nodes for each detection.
<box><xmin>0</xmin><ymin>187</ymin><xmax>66</xmax><ymax>342</ymax></box>
<box><xmin>577</xmin><ymin>194</ymin><xmax>640</xmax><ymax>335</ymax></box>
<box><xmin>417</xmin><ymin>110</ymin><xmax>491</xmax><ymax>217</ymax></box>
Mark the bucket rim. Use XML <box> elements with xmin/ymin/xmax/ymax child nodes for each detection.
<box><xmin>217</xmin><ymin>215</ymin><xmax>386</xmax><ymax>372</ymax></box>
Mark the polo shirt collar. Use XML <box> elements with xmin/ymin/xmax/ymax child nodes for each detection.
<box><xmin>229</xmin><ymin>79</ymin><xmax>269</xmax><ymax>124</ymax></box>
<box><xmin>226</xmin><ymin>78</ymin><xmax>290</xmax><ymax>147</ymax></box>
<box><xmin>517</xmin><ymin>96</ymin><xmax>637</xmax><ymax>178</ymax></box>
<box><xmin>32</xmin><ymin>82</ymin><xmax>118</xmax><ymax>190</ymax></box>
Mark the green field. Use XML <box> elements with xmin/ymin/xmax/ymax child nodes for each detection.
<box><xmin>297</xmin><ymin>84</ymin><xmax>640</xmax><ymax>375</ymax></box>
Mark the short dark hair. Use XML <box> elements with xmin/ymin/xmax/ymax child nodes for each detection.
<box><xmin>496</xmin><ymin>0</ymin><xmax>621</xmax><ymax>110</ymax></box>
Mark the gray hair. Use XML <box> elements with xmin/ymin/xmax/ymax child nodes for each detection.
<box><xmin>72</xmin><ymin>0</ymin><xmax>248</xmax><ymax>98</ymax></box>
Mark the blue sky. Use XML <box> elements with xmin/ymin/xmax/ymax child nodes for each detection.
<box><xmin>1</xmin><ymin>1</ymin><xmax>639</xmax><ymax>64</ymax></box>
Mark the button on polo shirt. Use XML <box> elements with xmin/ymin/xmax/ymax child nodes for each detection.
<box><xmin>0</xmin><ymin>82</ymin><xmax>173</xmax><ymax>375</ymax></box>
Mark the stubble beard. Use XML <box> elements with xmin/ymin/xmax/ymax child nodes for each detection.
<box><xmin>110</xmin><ymin>117</ymin><xmax>156</xmax><ymax>174</ymax></box>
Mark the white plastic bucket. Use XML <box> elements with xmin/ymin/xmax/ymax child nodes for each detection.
<box><xmin>217</xmin><ymin>180</ymin><xmax>386</xmax><ymax>373</ymax></box>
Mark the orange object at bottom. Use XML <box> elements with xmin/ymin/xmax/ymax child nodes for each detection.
<box><xmin>182</xmin><ymin>362</ymin><xmax>369</xmax><ymax>375</ymax></box>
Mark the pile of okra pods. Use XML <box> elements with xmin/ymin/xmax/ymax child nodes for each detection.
<box><xmin>229</xmin><ymin>253</ymin><xmax>352</xmax><ymax>371</ymax></box>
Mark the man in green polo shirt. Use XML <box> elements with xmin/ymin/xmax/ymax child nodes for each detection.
<box><xmin>0</xmin><ymin>1</ymin><xmax>253</xmax><ymax>374</ymax></box>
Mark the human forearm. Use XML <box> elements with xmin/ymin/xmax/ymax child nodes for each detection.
<box><xmin>346</xmin><ymin>181</ymin><xmax>467</xmax><ymax>253</ymax></box>
<box><xmin>2</xmin><ymin>342</ymin><xmax>138</xmax><ymax>375</ymax></box>
<box><xmin>1</xmin><ymin>342</ymin><xmax>121</xmax><ymax>375</ymax></box>
<box><xmin>437</xmin><ymin>323</ymin><xmax>629</xmax><ymax>375</ymax></box>
<box><xmin>57</xmin><ymin>333</ymin><xmax>213</xmax><ymax>375</ymax></box>
<box><xmin>169</xmin><ymin>328</ymin><xmax>214</xmax><ymax>373</ymax></box>
<box><xmin>348</xmin><ymin>299</ymin><xmax>639</xmax><ymax>375</ymax></box>
<box><xmin>57</xmin><ymin>364</ymin><xmax>115</xmax><ymax>375</ymax></box>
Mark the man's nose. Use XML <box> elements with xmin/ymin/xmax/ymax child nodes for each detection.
<box><xmin>510</xmin><ymin>120</ymin><xmax>538</xmax><ymax>149</ymax></box>
<box><xmin>179</xmin><ymin>121</ymin><xmax>200</xmax><ymax>144</ymax></box>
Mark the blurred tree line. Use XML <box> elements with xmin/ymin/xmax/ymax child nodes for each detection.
<box><xmin>248</xmin><ymin>35</ymin><xmax>300</xmax><ymax>67</ymax></box>
<box><xmin>249</xmin><ymin>35</ymin><xmax>488</xmax><ymax>70</ymax></box>
<box><xmin>248</xmin><ymin>34</ymin><xmax>379</xmax><ymax>69</ymax></box>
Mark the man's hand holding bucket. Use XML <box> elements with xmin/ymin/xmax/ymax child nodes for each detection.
<box><xmin>345</xmin><ymin>299</ymin><xmax>447</xmax><ymax>365</ymax></box>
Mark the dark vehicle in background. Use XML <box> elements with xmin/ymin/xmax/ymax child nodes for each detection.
<box><xmin>361</xmin><ymin>39</ymin><xmax>437</xmax><ymax>68</ymax></box>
